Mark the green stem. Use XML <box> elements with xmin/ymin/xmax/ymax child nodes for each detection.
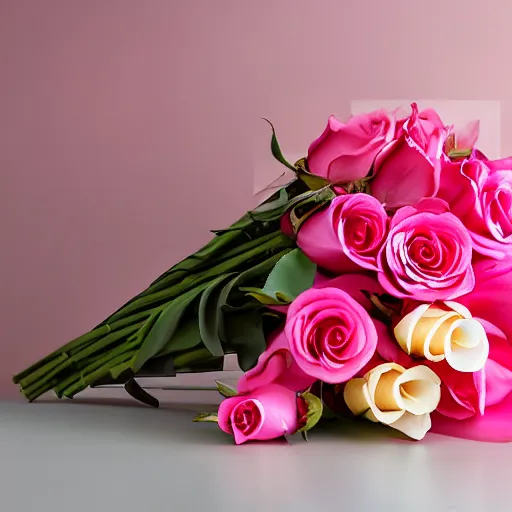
<box><xmin>62</xmin><ymin>350</ymin><xmax>137</xmax><ymax>398</ymax></box>
<box><xmin>20</xmin><ymin>321</ymin><xmax>145</xmax><ymax>394</ymax></box>
<box><xmin>25</xmin><ymin>379</ymin><xmax>60</xmax><ymax>402</ymax></box>
<box><xmin>143</xmin><ymin>230</ymin><xmax>277</xmax><ymax>296</ymax></box>
<box><xmin>53</xmin><ymin>338</ymin><xmax>142</xmax><ymax>397</ymax></box>
<box><xmin>107</xmin><ymin>233</ymin><xmax>292</xmax><ymax>323</ymax></box>
<box><xmin>13</xmin><ymin>307</ymin><xmax>159</xmax><ymax>385</ymax></box>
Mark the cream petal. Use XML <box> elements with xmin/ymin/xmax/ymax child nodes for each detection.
<box><xmin>343</xmin><ymin>378</ymin><xmax>370</xmax><ymax>416</ymax></box>
<box><xmin>422</xmin><ymin>312</ymin><xmax>459</xmax><ymax>360</ymax></box>
<box><xmin>363</xmin><ymin>409</ymin><xmax>379</xmax><ymax>423</ymax></box>
<box><xmin>394</xmin><ymin>365</ymin><xmax>441</xmax><ymax>415</ymax></box>
<box><xmin>389</xmin><ymin>411</ymin><xmax>432</xmax><ymax>440</ymax></box>
<box><xmin>394</xmin><ymin>304</ymin><xmax>430</xmax><ymax>354</ymax></box>
<box><xmin>365</xmin><ymin>364</ymin><xmax>406</xmax><ymax>425</ymax></box>
<box><xmin>443</xmin><ymin>301</ymin><xmax>471</xmax><ymax>319</ymax></box>
<box><xmin>444</xmin><ymin>318</ymin><xmax>489</xmax><ymax>372</ymax></box>
<box><xmin>422</xmin><ymin>306</ymin><xmax>449</xmax><ymax>318</ymax></box>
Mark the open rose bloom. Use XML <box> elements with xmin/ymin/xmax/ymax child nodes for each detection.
<box><xmin>13</xmin><ymin>102</ymin><xmax>512</xmax><ymax>447</ymax></box>
<box><xmin>205</xmin><ymin>102</ymin><xmax>512</xmax><ymax>445</ymax></box>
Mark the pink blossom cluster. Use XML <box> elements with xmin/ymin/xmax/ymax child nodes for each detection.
<box><xmin>217</xmin><ymin>104</ymin><xmax>512</xmax><ymax>444</ymax></box>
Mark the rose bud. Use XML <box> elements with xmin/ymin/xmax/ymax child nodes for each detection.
<box><xmin>217</xmin><ymin>384</ymin><xmax>301</xmax><ymax>445</ymax></box>
<box><xmin>393</xmin><ymin>301</ymin><xmax>489</xmax><ymax>373</ymax></box>
<box><xmin>307</xmin><ymin>110</ymin><xmax>395</xmax><ymax>184</ymax></box>
<box><xmin>343</xmin><ymin>363</ymin><xmax>441</xmax><ymax>440</ymax></box>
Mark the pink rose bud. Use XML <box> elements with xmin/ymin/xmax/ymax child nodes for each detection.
<box><xmin>217</xmin><ymin>384</ymin><xmax>300</xmax><ymax>445</ymax></box>
<box><xmin>297</xmin><ymin>193</ymin><xmax>388</xmax><ymax>274</ymax></box>
<box><xmin>371</xmin><ymin>103</ymin><xmax>447</xmax><ymax>209</ymax></box>
<box><xmin>377</xmin><ymin>198</ymin><xmax>475</xmax><ymax>301</ymax></box>
<box><xmin>438</xmin><ymin>158</ymin><xmax>512</xmax><ymax>260</ymax></box>
<box><xmin>307</xmin><ymin>110</ymin><xmax>395</xmax><ymax>184</ymax></box>
<box><xmin>285</xmin><ymin>287</ymin><xmax>378</xmax><ymax>383</ymax></box>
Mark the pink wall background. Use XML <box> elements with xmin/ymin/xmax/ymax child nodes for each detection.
<box><xmin>2</xmin><ymin>0</ymin><xmax>512</xmax><ymax>397</ymax></box>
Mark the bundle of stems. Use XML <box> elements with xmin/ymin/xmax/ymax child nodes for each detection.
<box><xmin>13</xmin><ymin>178</ymin><xmax>320</xmax><ymax>403</ymax></box>
<box><xmin>13</xmin><ymin>125</ymin><xmax>334</xmax><ymax>405</ymax></box>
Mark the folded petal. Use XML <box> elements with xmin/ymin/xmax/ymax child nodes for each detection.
<box><xmin>431</xmin><ymin>392</ymin><xmax>512</xmax><ymax>442</ymax></box>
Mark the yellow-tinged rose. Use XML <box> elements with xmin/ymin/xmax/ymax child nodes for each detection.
<box><xmin>343</xmin><ymin>363</ymin><xmax>441</xmax><ymax>440</ymax></box>
<box><xmin>393</xmin><ymin>301</ymin><xmax>489</xmax><ymax>372</ymax></box>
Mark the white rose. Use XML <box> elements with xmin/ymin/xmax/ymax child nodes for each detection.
<box><xmin>343</xmin><ymin>363</ymin><xmax>441</xmax><ymax>440</ymax></box>
<box><xmin>394</xmin><ymin>301</ymin><xmax>489</xmax><ymax>372</ymax></box>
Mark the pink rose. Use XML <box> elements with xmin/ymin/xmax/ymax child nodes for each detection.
<box><xmin>296</xmin><ymin>193</ymin><xmax>388</xmax><ymax>274</ymax></box>
<box><xmin>285</xmin><ymin>287</ymin><xmax>378</xmax><ymax>383</ymax></box>
<box><xmin>395</xmin><ymin>105</ymin><xmax>447</xmax><ymax>145</ymax></box>
<box><xmin>307</xmin><ymin>110</ymin><xmax>395</xmax><ymax>184</ymax></box>
<box><xmin>371</xmin><ymin>103</ymin><xmax>447</xmax><ymax>209</ymax></box>
<box><xmin>237</xmin><ymin>329</ymin><xmax>315</xmax><ymax>394</ymax></box>
<box><xmin>439</xmin><ymin>158</ymin><xmax>512</xmax><ymax>259</ymax></box>
<box><xmin>217</xmin><ymin>384</ymin><xmax>300</xmax><ymax>444</ymax></box>
<box><xmin>377</xmin><ymin>198</ymin><xmax>475</xmax><ymax>301</ymax></box>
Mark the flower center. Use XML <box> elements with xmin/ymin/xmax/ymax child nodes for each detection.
<box><xmin>233</xmin><ymin>400</ymin><xmax>261</xmax><ymax>435</ymax></box>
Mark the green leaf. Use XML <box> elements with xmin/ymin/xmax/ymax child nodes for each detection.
<box><xmin>251</xmin><ymin>188</ymin><xmax>289</xmax><ymax>214</ymax></box>
<box><xmin>193</xmin><ymin>412</ymin><xmax>219</xmax><ymax>423</ymax></box>
<box><xmin>298</xmin><ymin>392</ymin><xmax>323</xmax><ymax>433</ymax></box>
<box><xmin>294</xmin><ymin>157</ymin><xmax>330</xmax><ymax>190</ymax></box>
<box><xmin>246</xmin><ymin>249</ymin><xmax>316</xmax><ymax>304</ymax></box>
<box><xmin>198</xmin><ymin>274</ymin><xmax>235</xmax><ymax>357</ymax></box>
<box><xmin>238</xmin><ymin>287</ymin><xmax>286</xmax><ymax>305</ymax></box>
<box><xmin>215</xmin><ymin>380</ymin><xmax>238</xmax><ymax>397</ymax></box>
<box><xmin>217</xmin><ymin>249</ymin><xmax>292</xmax><ymax>315</ymax></box>
<box><xmin>290</xmin><ymin>186</ymin><xmax>336</xmax><ymax>234</ymax></box>
<box><xmin>263</xmin><ymin>118</ymin><xmax>296</xmax><ymax>171</ymax></box>
<box><xmin>223</xmin><ymin>308</ymin><xmax>266</xmax><ymax>371</ymax></box>
<box><xmin>297</xmin><ymin>169</ymin><xmax>330</xmax><ymax>191</ymax></box>
<box><xmin>132</xmin><ymin>283</ymin><xmax>208</xmax><ymax>371</ymax></box>
<box><xmin>157</xmin><ymin>319</ymin><xmax>202</xmax><ymax>356</ymax></box>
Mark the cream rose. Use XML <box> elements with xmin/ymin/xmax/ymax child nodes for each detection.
<box><xmin>343</xmin><ymin>363</ymin><xmax>441</xmax><ymax>440</ymax></box>
<box><xmin>393</xmin><ymin>301</ymin><xmax>489</xmax><ymax>372</ymax></box>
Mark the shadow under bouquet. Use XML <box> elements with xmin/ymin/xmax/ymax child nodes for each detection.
<box><xmin>14</xmin><ymin>103</ymin><xmax>512</xmax><ymax>444</ymax></box>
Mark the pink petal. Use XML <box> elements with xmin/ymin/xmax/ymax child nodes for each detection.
<box><xmin>431</xmin><ymin>392</ymin><xmax>512</xmax><ymax>442</ymax></box>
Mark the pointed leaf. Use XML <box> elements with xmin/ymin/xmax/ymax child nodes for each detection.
<box><xmin>216</xmin><ymin>250</ymin><xmax>292</xmax><ymax>340</ymax></box>
<box><xmin>223</xmin><ymin>308</ymin><xmax>266</xmax><ymax>371</ymax></box>
<box><xmin>133</xmin><ymin>283</ymin><xmax>208</xmax><ymax>371</ymax></box>
<box><xmin>198</xmin><ymin>274</ymin><xmax>234</xmax><ymax>357</ymax></box>
<box><xmin>251</xmin><ymin>188</ymin><xmax>289</xmax><ymax>214</ymax></box>
<box><xmin>263</xmin><ymin>118</ymin><xmax>296</xmax><ymax>171</ymax></box>
<box><xmin>258</xmin><ymin>249</ymin><xmax>316</xmax><ymax>304</ymax></box>
<box><xmin>157</xmin><ymin>319</ymin><xmax>202</xmax><ymax>356</ymax></box>
<box><xmin>215</xmin><ymin>380</ymin><xmax>238</xmax><ymax>397</ymax></box>
<box><xmin>124</xmin><ymin>378</ymin><xmax>160</xmax><ymax>408</ymax></box>
<box><xmin>238</xmin><ymin>287</ymin><xmax>285</xmax><ymax>305</ymax></box>
<box><xmin>193</xmin><ymin>412</ymin><xmax>219</xmax><ymax>423</ymax></box>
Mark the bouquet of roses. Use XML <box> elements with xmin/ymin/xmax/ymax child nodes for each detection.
<box><xmin>14</xmin><ymin>103</ymin><xmax>512</xmax><ymax>444</ymax></box>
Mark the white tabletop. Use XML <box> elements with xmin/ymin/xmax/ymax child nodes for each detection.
<box><xmin>1</xmin><ymin>386</ymin><xmax>511</xmax><ymax>512</ymax></box>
